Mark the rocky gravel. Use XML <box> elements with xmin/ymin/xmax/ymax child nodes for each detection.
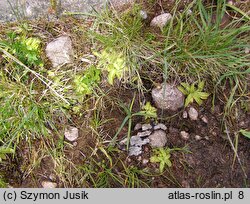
<box><xmin>121</xmin><ymin>122</ymin><xmax>169</xmax><ymax>156</ymax></box>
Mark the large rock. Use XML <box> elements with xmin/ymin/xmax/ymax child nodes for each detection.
<box><xmin>152</xmin><ymin>83</ymin><xmax>184</xmax><ymax>111</ymax></box>
<box><xmin>148</xmin><ymin>130</ymin><xmax>167</xmax><ymax>148</ymax></box>
<box><xmin>109</xmin><ymin>0</ymin><xmax>135</xmax><ymax>11</ymax></box>
<box><xmin>0</xmin><ymin>0</ymin><xmax>105</xmax><ymax>22</ymax></box>
<box><xmin>150</xmin><ymin>13</ymin><xmax>172</xmax><ymax>28</ymax></box>
<box><xmin>46</xmin><ymin>36</ymin><xmax>74</xmax><ymax>67</ymax></box>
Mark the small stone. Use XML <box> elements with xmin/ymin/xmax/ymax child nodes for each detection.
<box><xmin>46</xmin><ymin>36</ymin><xmax>73</xmax><ymax>67</ymax></box>
<box><xmin>152</xmin><ymin>83</ymin><xmax>185</xmax><ymax>111</ymax></box>
<box><xmin>128</xmin><ymin>146</ymin><xmax>142</xmax><ymax>156</ymax></box>
<box><xmin>148</xmin><ymin>130</ymin><xmax>167</xmax><ymax>148</ymax></box>
<box><xmin>137</xmin><ymin>156</ymin><xmax>142</xmax><ymax>161</ymax></box>
<box><xmin>142</xmin><ymin>124</ymin><xmax>152</xmax><ymax>131</ymax></box>
<box><xmin>154</xmin><ymin>123</ymin><xmax>167</xmax><ymax>131</ymax></box>
<box><xmin>130</xmin><ymin>136</ymin><xmax>150</xmax><ymax>146</ymax></box>
<box><xmin>142</xmin><ymin>159</ymin><xmax>149</xmax><ymax>165</ymax></box>
<box><xmin>195</xmin><ymin>135</ymin><xmax>202</xmax><ymax>141</ymax></box>
<box><xmin>73</xmin><ymin>142</ymin><xmax>78</xmax><ymax>146</ymax></box>
<box><xmin>201</xmin><ymin>116</ymin><xmax>208</xmax><ymax>124</ymax></box>
<box><xmin>126</xmin><ymin>157</ymin><xmax>132</xmax><ymax>163</ymax></box>
<box><xmin>245</xmin><ymin>47</ymin><xmax>250</xmax><ymax>54</ymax></box>
<box><xmin>134</xmin><ymin>123</ymin><xmax>142</xmax><ymax>131</ymax></box>
<box><xmin>139</xmin><ymin>10</ymin><xmax>148</xmax><ymax>19</ymax></box>
<box><xmin>212</xmin><ymin>132</ymin><xmax>217</xmax><ymax>136</ymax></box>
<box><xmin>181</xmin><ymin>180</ymin><xmax>190</xmax><ymax>188</ymax></box>
<box><xmin>180</xmin><ymin>131</ymin><xmax>189</xmax><ymax>140</ymax></box>
<box><xmin>137</xmin><ymin>130</ymin><xmax>152</xmax><ymax>137</ymax></box>
<box><xmin>150</xmin><ymin>13</ymin><xmax>172</xmax><ymax>28</ymax></box>
<box><xmin>64</xmin><ymin>126</ymin><xmax>79</xmax><ymax>142</ymax></box>
<box><xmin>42</xmin><ymin>181</ymin><xmax>57</xmax><ymax>188</ymax></box>
<box><xmin>205</xmin><ymin>136</ymin><xmax>209</xmax><ymax>140</ymax></box>
<box><xmin>187</xmin><ymin>9</ymin><xmax>192</xmax><ymax>15</ymax></box>
<box><xmin>188</xmin><ymin>107</ymin><xmax>199</xmax><ymax>121</ymax></box>
<box><xmin>239</xmin><ymin>121</ymin><xmax>245</xmax><ymax>127</ymax></box>
<box><xmin>182</xmin><ymin>111</ymin><xmax>188</xmax><ymax>119</ymax></box>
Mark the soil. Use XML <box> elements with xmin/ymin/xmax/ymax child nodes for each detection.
<box><xmin>2</xmin><ymin>85</ymin><xmax>249</xmax><ymax>188</ymax></box>
<box><xmin>0</xmin><ymin>0</ymin><xmax>249</xmax><ymax>188</ymax></box>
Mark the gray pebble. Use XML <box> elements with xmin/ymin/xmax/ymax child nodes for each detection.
<box><xmin>148</xmin><ymin>130</ymin><xmax>167</xmax><ymax>148</ymax></box>
<box><xmin>195</xmin><ymin>135</ymin><xmax>202</xmax><ymax>141</ymax></box>
<box><xmin>245</xmin><ymin>47</ymin><xmax>250</xmax><ymax>54</ymax></box>
<box><xmin>128</xmin><ymin>146</ymin><xmax>142</xmax><ymax>156</ymax></box>
<box><xmin>139</xmin><ymin>10</ymin><xmax>148</xmax><ymax>19</ymax></box>
<box><xmin>150</xmin><ymin>13</ymin><xmax>172</xmax><ymax>28</ymax></box>
<box><xmin>180</xmin><ymin>131</ymin><xmax>189</xmax><ymax>140</ymax></box>
<box><xmin>64</xmin><ymin>126</ymin><xmax>79</xmax><ymax>142</ymax></box>
<box><xmin>188</xmin><ymin>107</ymin><xmax>199</xmax><ymax>121</ymax></box>
<box><xmin>142</xmin><ymin>124</ymin><xmax>152</xmax><ymax>131</ymax></box>
<box><xmin>130</xmin><ymin>136</ymin><xmax>150</xmax><ymax>146</ymax></box>
<box><xmin>42</xmin><ymin>181</ymin><xmax>57</xmax><ymax>188</ymax></box>
<box><xmin>201</xmin><ymin>116</ymin><xmax>208</xmax><ymax>124</ymax></box>
<box><xmin>182</xmin><ymin>111</ymin><xmax>188</xmax><ymax>119</ymax></box>
<box><xmin>137</xmin><ymin>130</ymin><xmax>152</xmax><ymax>137</ymax></box>
<box><xmin>142</xmin><ymin>159</ymin><xmax>149</xmax><ymax>165</ymax></box>
<box><xmin>134</xmin><ymin>123</ymin><xmax>142</xmax><ymax>131</ymax></box>
<box><xmin>154</xmin><ymin>123</ymin><xmax>167</xmax><ymax>131</ymax></box>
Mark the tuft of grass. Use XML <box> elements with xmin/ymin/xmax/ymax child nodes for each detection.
<box><xmin>122</xmin><ymin>164</ymin><xmax>152</xmax><ymax>188</ymax></box>
<box><xmin>89</xmin><ymin>4</ymin><xmax>159</xmax><ymax>90</ymax></box>
<box><xmin>0</xmin><ymin>72</ymin><xmax>51</xmax><ymax>148</ymax></box>
<box><xmin>151</xmin><ymin>0</ymin><xmax>249</xmax><ymax>120</ymax></box>
<box><xmin>90</xmin><ymin>5</ymin><xmax>144</xmax><ymax>51</ymax></box>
